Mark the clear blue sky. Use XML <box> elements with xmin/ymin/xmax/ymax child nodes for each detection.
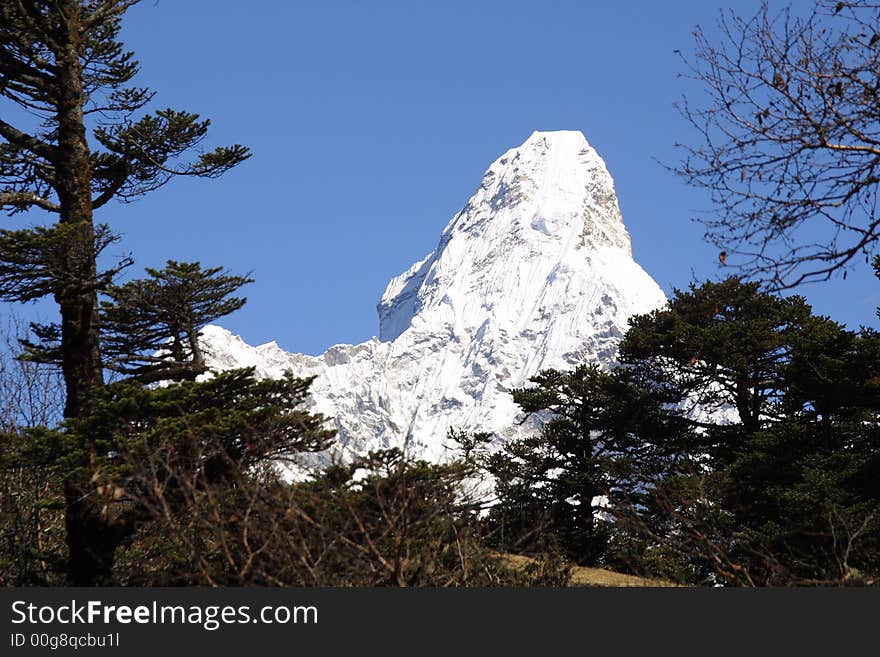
<box><xmin>85</xmin><ymin>0</ymin><xmax>877</xmax><ymax>355</ymax></box>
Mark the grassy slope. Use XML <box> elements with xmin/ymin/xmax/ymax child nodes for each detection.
<box><xmin>502</xmin><ymin>553</ymin><xmax>676</xmax><ymax>587</ymax></box>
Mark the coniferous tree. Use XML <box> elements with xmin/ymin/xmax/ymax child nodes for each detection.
<box><xmin>99</xmin><ymin>261</ymin><xmax>253</xmax><ymax>383</ymax></box>
<box><xmin>0</xmin><ymin>1</ymin><xmax>257</xmax><ymax>584</ymax></box>
<box><xmin>617</xmin><ymin>278</ymin><xmax>880</xmax><ymax>583</ymax></box>
<box><xmin>46</xmin><ymin>369</ymin><xmax>334</xmax><ymax>585</ymax></box>
<box><xmin>0</xmin><ymin>1</ymin><xmax>249</xmax><ymax>416</ymax></box>
<box><xmin>489</xmin><ymin>277</ymin><xmax>880</xmax><ymax>584</ymax></box>
<box><xmin>484</xmin><ymin>364</ymin><xmax>686</xmax><ymax>564</ymax></box>
<box><xmin>8</xmin><ymin>257</ymin><xmax>335</xmax><ymax>584</ymax></box>
<box><xmin>620</xmin><ymin>278</ymin><xmax>814</xmax><ymax>440</ymax></box>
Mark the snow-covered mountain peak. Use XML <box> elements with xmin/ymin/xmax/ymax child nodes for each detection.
<box><xmin>202</xmin><ymin>131</ymin><xmax>666</xmax><ymax>462</ymax></box>
<box><xmin>377</xmin><ymin>129</ymin><xmax>633</xmax><ymax>342</ymax></box>
<box><xmin>454</xmin><ymin>129</ymin><xmax>630</xmax><ymax>251</ymax></box>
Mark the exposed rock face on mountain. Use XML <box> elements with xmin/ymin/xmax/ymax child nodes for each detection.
<box><xmin>202</xmin><ymin>130</ymin><xmax>666</xmax><ymax>460</ymax></box>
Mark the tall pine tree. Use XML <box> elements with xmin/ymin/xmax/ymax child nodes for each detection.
<box><xmin>0</xmin><ymin>2</ymin><xmax>256</xmax><ymax>584</ymax></box>
<box><xmin>488</xmin><ymin>278</ymin><xmax>880</xmax><ymax>584</ymax></box>
<box><xmin>0</xmin><ymin>0</ymin><xmax>249</xmax><ymax>417</ymax></box>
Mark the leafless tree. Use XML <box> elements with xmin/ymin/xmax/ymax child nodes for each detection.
<box><xmin>0</xmin><ymin>315</ymin><xmax>65</xmax><ymax>584</ymax></box>
<box><xmin>0</xmin><ymin>314</ymin><xmax>64</xmax><ymax>431</ymax></box>
<box><xmin>676</xmin><ymin>0</ymin><xmax>880</xmax><ymax>289</ymax></box>
<box><xmin>111</xmin><ymin>441</ymin><xmax>569</xmax><ymax>587</ymax></box>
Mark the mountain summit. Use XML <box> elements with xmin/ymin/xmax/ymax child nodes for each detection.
<box><xmin>202</xmin><ymin>130</ymin><xmax>666</xmax><ymax>459</ymax></box>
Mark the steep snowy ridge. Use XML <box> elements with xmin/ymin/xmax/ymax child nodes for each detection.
<box><xmin>201</xmin><ymin>131</ymin><xmax>667</xmax><ymax>460</ymax></box>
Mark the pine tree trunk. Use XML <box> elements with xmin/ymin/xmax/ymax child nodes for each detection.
<box><xmin>63</xmin><ymin>480</ymin><xmax>116</xmax><ymax>586</ymax></box>
<box><xmin>53</xmin><ymin>3</ymin><xmax>110</xmax><ymax>585</ymax></box>
<box><xmin>54</xmin><ymin>3</ymin><xmax>103</xmax><ymax>418</ymax></box>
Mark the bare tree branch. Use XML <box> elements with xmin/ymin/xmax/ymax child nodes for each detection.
<box><xmin>676</xmin><ymin>0</ymin><xmax>880</xmax><ymax>289</ymax></box>
<box><xmin>0</xmin><ymin>190</ymin><xmax>60</xmax><ymax>212</ymax></box>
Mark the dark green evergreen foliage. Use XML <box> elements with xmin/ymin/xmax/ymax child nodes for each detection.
<box><xmin>0</xmin><ymin>1</ymin><xmax>273</xmax><ymax>585</ymax></box>
<box><xmin>91</xmin><ymin>109</ymin><xmax>250</xmax><ymax>202</ymax></box>
<box><xmin>725</xmin><ymin>420</ymin><xmax>880</xmax><ymax>584</ymax></box>
<box><xmin>485</xmin><ymin>365</ymin><xmax>666</xmax><ymax>563</ymax></box>
<box><xmin>20</xmin><ymin>260</ymin><xmax>253</xmax><ymax>382</ymax></box>
<box><xmin>100</xmin><ymin>261</ymin><xmax>254</xmax><ymax>382</ymax></box>
<box><xmin>2</xmin><ymin>368</ymin><xmax>335</xmax><ymax>586</ymax></box>
<box><xmin>0</xmin><ymin>223</ymin><xmax>128</xmax><ymax>304</ymax></box>
<box><xmin>54</xmin><ymin>370</ymin><xmax>334</xmax><ymax>585</ymax></box>
<box><xmin>63</xmin><ymin>369</ymin><xmax>334</xmax><ymax>484</ymax></box>
<box><xmin>616</xmin><ymin>278</ymin><xmax>880</xmax><ymax>584</ymax></box>
<box><xmin>620</xmin><ymin>278</ymin><xmax>814</xmax><ymax>437</ymax></box>
<box><xmin>483</xmin><ymin>354</ymin><xmax>696</xmax><ymax>566</ymax></box>
<box><xmin>0</xmin><ymin>0</ymin><xmax>251</xmax><ymax>419</ymax></box>
<box><xmin>0</xmin><ymin>2</ymin><xmax>249</xmax><ymax>217</ymax></box>
<box><xmin>39</xmin><ymin>279</ymin><xmax>329</xmax><ymax>585</ymax></box>
<box><xmin>488</xmin><ymin>277</ymin><xmax>880</xmax><ymax>585</ymax></box>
